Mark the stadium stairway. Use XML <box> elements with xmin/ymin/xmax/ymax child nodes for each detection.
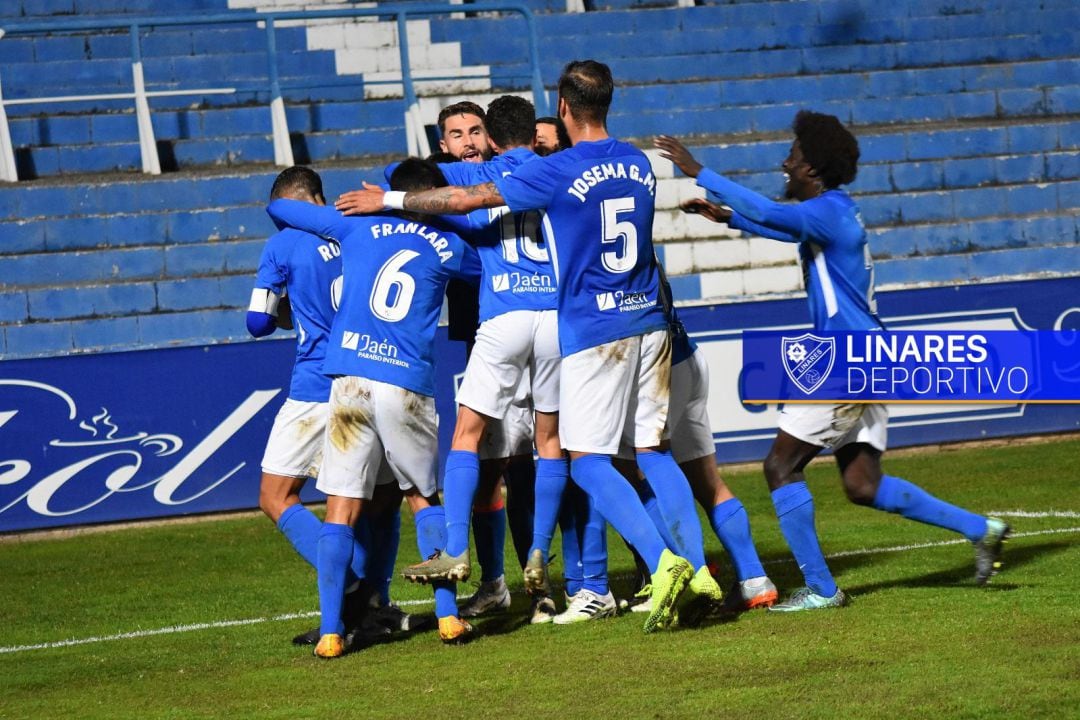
<box><xmin>0</xmin><ymin>0</ymin><xmax>1077</xmax><ymax>357</ymax></box>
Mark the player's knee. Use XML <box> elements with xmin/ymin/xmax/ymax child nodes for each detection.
<box><xmin>842</xmin><ymin>475</ymin><xmax>878</xmax><ymax>506</ymax></box>
<box><xmin>259</xmin><ymin>475</ymin><xmax>300</xmax><ymax>521</ymax></box>
<box><xmin>762</xmin><ymin>452</ymin><xmax>792</xmax><ymax>489</ymax></box>
<box><xmin>258</xmin><ymin>489</ymin><xmax>285</xmax><ymax>521</ymax></box>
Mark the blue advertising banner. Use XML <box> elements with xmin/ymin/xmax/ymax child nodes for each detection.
<box><xmin>1</xmin><ymin>276</ymin><xmax>1078</xmax><ymax>532</ymax></box>
<box><xmin>678</xmin><ymin>276</ymin><xmax>1080</xmax><ymax>466</ymax></box>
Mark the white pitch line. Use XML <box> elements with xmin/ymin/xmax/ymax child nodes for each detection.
<box><xmin>2</xmin><ymin>525</ymin><xmax>1077</xmax><ymax>656</ymax></box>
<box><xmin>986</xmin><ymin>510</ymin><xmax>1080</xmax><ymax>519</ymax></box>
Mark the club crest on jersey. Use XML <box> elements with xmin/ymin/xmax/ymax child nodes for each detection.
<box><xmin>782</xmin><ymin>333</ymin><xmax>835</xmax><ymax>395</ymax></box>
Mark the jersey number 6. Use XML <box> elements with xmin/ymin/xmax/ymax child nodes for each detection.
<box><xmin>370</xmin><ymin>249</ymin><xmax>419</xmax><ymax>322</ymax></box>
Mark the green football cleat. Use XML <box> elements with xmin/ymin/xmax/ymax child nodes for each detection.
<box><xmin>974</xmin><ymin>517</ymin><xmax>1011</xmax><ymax>585</ymax></box>
<box><xmin>643</xmin><ymin>549</ymin><xmax>694</xmax><ymax>633</ymax></box>
<box><xmin>768</xmin><ymin>586</ymin><xmax>847</xmax><ymax>613</ymax></box>
<box><xmin>675</xmin><ymin>566</ymin><xmax>724</xmax><ymax>627</ymax></box>
<box><xmin>402</xmin><ymin>549</ymin><xmax>471</xmax><ymax>583</ymax></box>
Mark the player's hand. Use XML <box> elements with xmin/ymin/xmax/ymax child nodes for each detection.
<box><xmin>680</xmin><ymin>198</ymin><xmax>732</xmax><ymax>224</ymax></box>
<box><xmin>654</xmin><ymin>135</ymin><xmax>703</xmax><ymax>178</ymax></box>
<box><xmin>335</xmin><ymin>182</ymin><xmax>387</xmax><ymax>216</ymax></box>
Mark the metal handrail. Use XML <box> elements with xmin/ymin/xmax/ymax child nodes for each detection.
<box><xmin>0</xmin><ymin>3</ymin><xmax>548</xmax><ymax>182</ymax></box>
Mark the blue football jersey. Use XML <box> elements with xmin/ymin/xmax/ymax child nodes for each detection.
<box><xmin>253</xmin><ymin>227</ymin><xmax>341</xmax><ymax>402</ymax></box>
<box><xmin>267</xmin><ymin>199</ymin><xmax>481</xmax><ymax>397</ymax></box>
<box><xmin>436</xmin><ymin>148</ymin><xmax>557</xmax><ymax>322</ymax></box>
<box><xmin>697</xmin><ymin>168</ymin><xmax>882</xmax><ymax>332</ymax></box>
<box><xmin>655</xmin><ymin>256</ymin><xmax>696</xmax><ymax>366</ymax></box>
<box><xmin>495</xmin><ymin>138</ymin><xmax>668</xmax><ymax>356</ymax></box>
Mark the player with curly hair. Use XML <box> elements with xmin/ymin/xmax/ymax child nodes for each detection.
<box><xmin>656</xmin><ymin>112</ymin><xmax>1010</xmax><ymax>611</ymax></box>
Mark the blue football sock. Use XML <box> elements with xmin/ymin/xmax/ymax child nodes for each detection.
<box><xmin>531</xmin><ymin>457</ymin><xmax>569</xmax><ymax>562</ymax></box>
<box><xmin>710</xmin><ymin>498</ymin><xmax>767</xmax><ymax>581</ymax></box>
<box><xmin>442</xmin><ymin>450</ymin><xmax>480</xmax><ymax>557</ymax></box>
<box><xmin>638</xmin><ymin>483</ymin><xmax>679</xmax><ymax>551</ymax></box>
<box><xmin>317</xmin><ymin>522</ymin><xmax>357</xmax><ymax>637</ymax></box>
<box><xmin>873</xmin><ymin>474</ymin><xmax>988</xmax><ymax>543</ymax></box>
<box><xmin>414</xmin><ymin>506</ymin><xmax>459</xmax><ymax>619</ymax></box>
<box><xmin>504</xmin><ymin>456</ymin><xmax>536</xmax><ymax>569</ymax></box>
<box><xmin>771</xmin><ymin>482</ymin><xmax>837</xmax><ymax>598</ymax></box>
<box><xmin>570</xmin><ymin>454</ymin><xmax>667</xmax><ymax>572</ymax></box>
<box><xmin>637</xmin><ymin>450</ymin><xmax>707</xmax><ymax>570</ymax></box>
<box><xmin>579</xmin><ymin>489</ymin><xmax>609</xmax><ymax>596</ymax></box>
<box><xmin>473</xmin><ymin>505</ymin><xmax>506</xmax><ymax>582</ymax></box>
<box><xmin>559</xmin><ymin>484</ymin><xmax>584</xmax><ymax>597</ymax></box>
<box><xmin>277</xmin><ymin>503</ymin><xmax>320</xmax><ymax>568</ymax></box>
<box><xmin>360</xmin><ymin>508</ymin><xmax>400</xmax><ymax>605</ymax></box>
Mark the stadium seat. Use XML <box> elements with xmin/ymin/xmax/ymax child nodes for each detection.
<box><xmin>0</xmin><ymin>0</ymin><xmax>1077</xmax><ymax>356</ymax></box>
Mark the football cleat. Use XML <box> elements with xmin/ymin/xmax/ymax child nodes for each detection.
<box><xmin>529</xmin><ymin>595</ymin><xmax>558</xmax><ymax>625</ymax></box>
<box><xmin>523</xmin><ymin>549</ymin><xmax>552</xmax><ymax>596</ymax></box>
<box><xmin>553</xmin><ymin>589</ymin><xmax>617</xmax><ymax>625</ymax></box>
<box><xmin>459</xmin><ymin>577</ymin><xmax>511</xmax><ymax>618</ymax></box>
<box><xmin>643</xmin><ymin>549</ymin><xmax>694</xmax><ymax>633</ymax></box>
<box><xmin>675</xmin><ymin>566</ymin><xmax>724</xmax><ymax>627</ymax></box>
<box><xmin>292</xmin><ymin>626</ymin><xmax>320</xmax><ymax>646</ymax></box>
<box><xmin>368</xmin><ymin>602</ymin><xmax>436</xmax><ymax>633</ymax></box>
<box><xmin>768</xmin><ymin>586</ymin><xmax>847</xmax><ymax>613</ymax></box>
<box><xmin>314</xmin><ymin>633</ymin><xmax>346</xmax><ymax>659</ymax></box>
<box><xmin>974</xmin><ymin>517</ymin><xmax>1010</xmax><ymax>586</ymax></box>
<box><xmin>720</xmin><ymin>575</ymin><xmax>779</xmax><ymax>613</ymax></box>
<box><xmin>629</xmin><ymin>584</ymin><xmax>652</xmax><ymax>614</ymax></box>
<box><xmin>402</xmin><ymin>549</ymin><xmax>471</xmax><ymax>584</ymax></box>
<box><xmin>438</xmin><ymin>615</ymin><xmax>475</xmax><ymax>645</ymax></box>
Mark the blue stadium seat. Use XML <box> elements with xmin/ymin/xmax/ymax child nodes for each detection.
<box><xmin>0</xmin><ymin>0</ymin><xmax>1076</xmax><ymax>357</ymax></box>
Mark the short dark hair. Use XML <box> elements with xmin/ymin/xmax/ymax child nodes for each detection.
<box><xmin>269</xmin><ymin>166</ymin><xmax>322</xmax><ymax>201</ymax></box>
<box><xmin>437</xmin><ymin>101</ymin><xmax>486</xmax><ymax>133</ymax></box>
<box><xmin>425</xmin><ymin>151</ymin><xmax>458</xmax><ymax>164</ymax></box>
<box><xmin>389</xmin><ymin>157</ymin><xmax>448</xmax><ymax>193</ymax></box>
<box><xmin>485</xmin><ymin>95</ymin><xmax>535</xmax><ymax>148</ymax></box>
<box><xmin>536</xmin><ymin>116</ymin><xmax>571</xmax><ymax>152</ymax></box>
<box><xmin>792</xmin><ymin>110</ymin><xmax>859</xmax><ymax>188</ymax></box>
<box><xmin>557</xmin><ymin>60</ymin><xmax>614</xmax><ymax>125</ymax></box>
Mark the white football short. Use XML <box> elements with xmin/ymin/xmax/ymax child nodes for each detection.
<box><xmin>316</xmin><ymin>376</ymin><xmax>439</xmax><ymax>500</ymax></box>
<box><xmin>559</xmin><ymin>329</ymin><xmax>672</xmax><ymax>455</ymax></box>
<box><xmin>261</xmin><ymin>399</ymin><xmax>327</xmax><ymax>479</ymax></box>
<box><xmin>456</xmin><ymin>309</ymin><xmax>560</xmax><ymax>416</ymax></box>
<box><xmin>778</xmin><ymin>402</ymin><xmax>888</xmax><ymax>451</ymax></box>
<box><xmin>479</xmin><ymin>396</ymin><xmax>535</xmax><ymax>460</ymax></box>
<box><xmin>669</xmin><ymin>348</ymin><xmax>716</xmax><ymax>463</ymax></box>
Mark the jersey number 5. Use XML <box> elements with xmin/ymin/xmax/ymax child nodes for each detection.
<box><xmin>601</xmin><ymin>197</ymin><xmax>637</xmax><ymax>274</ymax></box>
<box><xmin>370</xmin><ymin>249</ymin><xmax>419</xmax><ymax>322</ymax></box>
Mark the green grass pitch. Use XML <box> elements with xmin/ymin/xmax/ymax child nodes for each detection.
<box><xmin>2</xmin><ymin>437</ymin><xmax>1078</xmax><ymax>719</ymax></box>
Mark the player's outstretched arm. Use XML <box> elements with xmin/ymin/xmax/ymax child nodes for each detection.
<box><xmin>680</xmin><ymin>198</ymin><xmax>732</xmax><ymax>224</ymax></box>
<box><xmin>683</xmin><ymin>194</ymin><xmax>802</xmax><ymax>243</ymax></box>
<box><xmin>266</xmin><ymin>198</ymin><xmax>349</xmax><ymax>241</ymax></box>
<box><xmin>336</xmin><ymin>181</ymin><xmax>505</xmax><ymax>217</ymax></box>
<box><xmin>654</xmin><ymin>135</ymin><xmax>703</xmax><ymax>178</ymax></box>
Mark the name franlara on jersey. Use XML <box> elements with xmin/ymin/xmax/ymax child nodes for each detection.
<box><xmin>595</xmin><ymin>289</ymin><xmax>658</xmax><ymax>313</ymax></box>
<box><xmin>492</xmin><ymin>271</ymin><xmax>555</xmax><ymax>294</ymax></box>
<box><xmin>566</xmin><ymin>162</ymin><xmax>656</xmax><ymax>202</ymax></box>
<box><xmin>371</xmin><ymin>221</ymin><xmax>456</xmax><ymax>263</ymax></box>
<box><xmin>341</xmin><ymin>332</ymin><xmax>410</xmax><ymax>368</ymax></box>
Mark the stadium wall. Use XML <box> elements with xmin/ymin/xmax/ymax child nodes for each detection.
<box><xmin>2</xmin><ymin>276</ymin><xmax>1077</xmax><ymax>533</ymax></box>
